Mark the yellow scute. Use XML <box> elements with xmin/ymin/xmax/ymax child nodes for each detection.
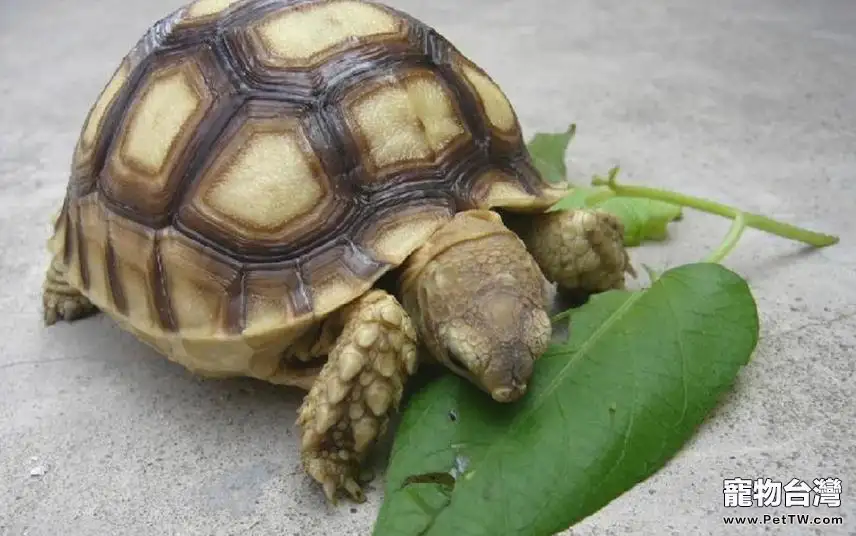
<box><xmin>186</xmin><ymin>0</ymin><xmax>239</xmax><ymax>18</ymax></box>
<box><xmin>350</xmin><ymin>74</ymin><xmax>466</xmax><ymax>171</ymax></box>
<box><xmin>203</xmin><ymin>127</ymin><xmax>324</xmax><ymax>230</ymax></box>
<box><xmin>402</xmin><ymin>77</ymin><xmax>465</xmax><ymax>154</ymax></box>
<box><xmin>122</xmin><ymin>66</ymin><xmax>202</xmax><ymax>175</ymax></box>
<box><xmin>312</xmin><ymin>276</ymin><xmax>362</xmax><ymax>318</ymax></box>
<box><xmin>461</xmin><ymin>64</ymin><xmax>516</xmax><ymax>132</ymax></box>
<box><xmin>256</xmin><ymin>1</ymin><xmax>398</xmax><ymax>65</ymax></box>
<box><xmin>159</xmin><ymin>234</ymin><xmax>237</xmax><ymax>333</ymax></box>
<box><xmin>364</xmin><ymin>207</ymin><xmax>451</xmax><ymax>264</ymax></box>
<box><xmin>80</xmin><ymin>61</ymin><xmax>130</xmax><ymax>151</ymax></box>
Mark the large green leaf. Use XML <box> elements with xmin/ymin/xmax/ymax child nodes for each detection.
<box><xmin>527</xmin><ymin>124</ymin><xmax>576</xmax><ymax>184</ymax></box>
<box><xmin>373</xmin><ymin>262</ymin><xmax>758</xmax><ymax>536</ymax></box>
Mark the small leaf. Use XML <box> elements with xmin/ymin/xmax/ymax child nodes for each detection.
<box><xmin>546</xmin><ymin>186</ymin><xmax>610</xmax><ymax>212</ymax></box>
<box><xmin>549</xmin><ymin>187</ymin><xmax>682</xmax><ymax>245</ymax></box>
<box><xmin>373</xmin><ymin>263</ymin><xmax>758</xmax><ymax>536</ymax></box>
<box><xmin>596</xmin><ymin>197</ymin><xmax>682</xmax><ymax>246</ymax></box>
<box><xmin>526</xmin><ymin>124</ymin><xmax>576</xmax><ymax>184</ymax></box>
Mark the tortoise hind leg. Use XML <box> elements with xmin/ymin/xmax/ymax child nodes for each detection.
<box><xmin>42</xmin><ymin>258</ymin><xmax>97</xmax><ymax>326</ymax></box>
<box><xmin>296</xmin><ymin>289</ymin><xmax>418</xmax><ymax>503</ymax></box>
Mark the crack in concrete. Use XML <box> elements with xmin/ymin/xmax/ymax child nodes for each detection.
<box><xmin>0</xmin><ymin>355</ymin><xmax>95</xmax><ymax>370</ymax></box>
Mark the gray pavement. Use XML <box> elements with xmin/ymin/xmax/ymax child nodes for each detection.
<box><xmin>1</xmin><ymin>0</ymin><xmax>855</xmax><ymax>534</ymax></box>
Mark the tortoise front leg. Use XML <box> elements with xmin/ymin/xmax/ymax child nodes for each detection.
<box><xmin>513</xmin><ymin>209</ymin><xmax>633</xmax><ymax>294</ymax></box>
<box><xmin>296</xmin><ymin>289</ymin><xmax>418</xmax><ymax>503</ymax></box>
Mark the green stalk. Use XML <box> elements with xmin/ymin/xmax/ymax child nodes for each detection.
<box><xmin>591</xmin><ymin>177</ymin><xmax>839</xmax><ymax>247</ymax></box>
<box><xmin>704</xmin><ymin>212</ymin><xmax>746</xmax><ymax>263</ymax></box>
<box><xmin>550</xmin><ymin>309</ymin><xmax>573</xmax><ymax>324</ymax></box>
<box><xmin>582</xmin><ymin>188</ymin><xmax>617</xmax><ymax>206</ymax></box>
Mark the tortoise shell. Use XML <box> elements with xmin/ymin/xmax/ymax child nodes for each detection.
<box><xmin>48</xmin><ymin>0</ymin><xmax>564</xmax><ymax>380</ymax></box>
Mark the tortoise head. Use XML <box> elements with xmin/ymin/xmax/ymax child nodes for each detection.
<box><xmin>401</xmin><ymin>210</ymin><xmax>552</xmax><ymax>402</ymax></box>
<box><xmin>437</xmin><ymin>276</ymin><xmax>552</xmax><ymax>402</ymax></box>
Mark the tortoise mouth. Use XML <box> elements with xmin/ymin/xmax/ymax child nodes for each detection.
<box><xmin>491</xmin><ymin>383</ymin><xmax>526</xmax><ymax>403</ymax></box>
<box><xmin>442</xmin><ymin>351</ymin><xmax>483</xmax><ymax>389</ymax></box>
<box><xmin>446</xmin><ymin>351</ymin><xmax>527</xmax><ymax>402</ymax></box>
<box><xmin>447</xmin><ymin>352</ymin><xmax>469</xmax><ymax>375</ymax></box>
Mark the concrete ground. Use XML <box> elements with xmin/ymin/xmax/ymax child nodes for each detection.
<box><xmin>1</xmin><ymin>0</ymin><xmax>854</xmax><ymax>534</ymax></box>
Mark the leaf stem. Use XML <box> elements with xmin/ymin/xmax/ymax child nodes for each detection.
<box><xmin>704</xmin><ymin>212</ymin><xmax>746</xmax><ymax>263</ymax></box>
<box><xmin>591</xmin><ymin>177</ymin><xmax>839</xmax><ymax>247</ymax></box>
<box><xmin>551</xmin><ymin>309</ymin><xmax>573</xmax><ymax>324</ymax></box>
<box><xmin>582</xmin><ymin>188</ymin><xmax>618</xmax><ymax>206</ymax></box>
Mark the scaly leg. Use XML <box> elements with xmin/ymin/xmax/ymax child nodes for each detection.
<box><xmin>296</xmin><ymin>289</ymin><xmax>418</xmax><ymax>503</ymax></box>
<box><xmin>42</xmin><ymin>258</ymin><xmax>98</xmax><ymax>326</ymax></box>
<box><xmin>514</xmin><ymin>209</ymin><xmax>634</xmax><ymax>294</ymax></box>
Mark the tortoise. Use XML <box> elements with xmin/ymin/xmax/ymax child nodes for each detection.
<box><xmin>43</xmin><ymin>0</ymin><xmax>631</xmax><ymax>502</ymax></box>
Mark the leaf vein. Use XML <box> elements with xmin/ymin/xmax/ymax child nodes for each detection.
<box><xmin>665</xmin><ymin>287</ymin><xmax>690</xmax><ymax>427</ymax></box>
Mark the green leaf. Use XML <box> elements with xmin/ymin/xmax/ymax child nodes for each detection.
<box><xmin>595</xmin><ymin>197</ymin><xmax>682</xmax><ymax>246</ymax></box>
<box><xmin>526</xmin><ymin>124</ymin><xmax>576</xmax><ymax>184</ymax></box>
<box><xmin>546</xmin><ymin>186</ymin><xmax>610</xmax><ymax>213</ymax></box>
<box><xmin>373</xmin><ymin>263</ymin><xmax>758</xmax><ymax>536</ymax></box>
<box><xmin>548</xmin><ymin>184</ymin><xmax>682</xmax><ymax>245</ymax></box>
